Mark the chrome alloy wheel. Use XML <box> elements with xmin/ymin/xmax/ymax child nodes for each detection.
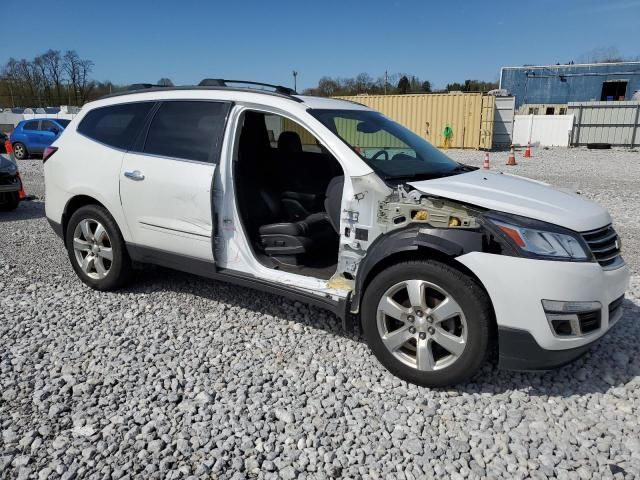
<box><xmin>73</xmin><ymin>218</ymin><xmax>113</xmax><ymax>280</ymax></box>
<box><xmin>376</xmin><ymin>280</ymin><xmax>468</xmax><ymax>371</ymax></box>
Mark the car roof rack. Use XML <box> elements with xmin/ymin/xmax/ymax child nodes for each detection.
<box><xmin>127</xmin><ymin>83</ymin><xmax>171</xmax><ymax>91</ymax></box>
<box><xmin>198</xmin><ymin>79</ymin><xmax>297</xmax><ymax>96</ymax></box>
<box><xmin>102</xmin><ymin>79</ymin><xmax>303</xmax><ymax>102</ymax></box>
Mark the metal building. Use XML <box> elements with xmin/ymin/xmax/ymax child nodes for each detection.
<box><xmin>500</xmin><ymin>62</ymin><xmax>640</xmax><ymax>109</ymax></box>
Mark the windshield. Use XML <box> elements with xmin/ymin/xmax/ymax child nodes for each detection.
<box><xmin>56</xmin><ymin>119</ymin><xmax>71</xmax><ymax>128</ymax></box>
<box><xmin>309</xmin><ymin>108</ymin><xmax>460</xmax><ymax>181</ymax></box>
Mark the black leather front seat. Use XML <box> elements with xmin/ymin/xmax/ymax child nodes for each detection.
<box><xmin>257</xmin><ymin>188</ymin><xmax>335</xmax><ymax>265</ymax></box>
<box><xmin>324</xmin><ymin>176</ymin><xmax>344</xmax><ymax>233</ymax></box>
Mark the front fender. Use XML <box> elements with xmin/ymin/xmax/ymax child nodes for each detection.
<box><xmin>349</xmin><ymin>225</ymin><xmax>485</xmax><ymax>314</ymax></box>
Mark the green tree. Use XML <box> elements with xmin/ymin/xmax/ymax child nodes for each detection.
<box><xmin>397</xmin><ymin>75</ymin><xmax>410</xmax><ymax>94</ymax></box>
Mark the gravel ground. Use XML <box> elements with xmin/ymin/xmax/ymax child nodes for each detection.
<box><xmin>1</xmin><ymin>149</ymin><xmax>640</xmax><ymax>479</ymax></box>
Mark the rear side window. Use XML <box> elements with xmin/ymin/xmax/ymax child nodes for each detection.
<box><xmin>23</xmin><ymin>121</ymin><xmax>39</xmax><ymax>131</ymax></box>
<box><xmin>41</xmin><ymin>120</ymin><xmax>59</xmax><ymax>131</ymax></box>
<box><xmin>77</xmin><ymin>102</ymin><xmax>154</xmax><ymax>150</ymax></box>
<box><xmin>143</xmin><ymin>101</ymin><xmax>230</xmax><ymax>163</ymax></box>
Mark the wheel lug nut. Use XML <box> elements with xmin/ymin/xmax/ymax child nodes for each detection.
<box><xmin>409</xmin><ymin>327</ymin><xmax>416</xmax><ymax>334</ymax></box>
<box><xmin>428</xmin><ymin>327</ymin><xmax>435</xmax><ymax>334</ymax></box>
<box><xmin>407</xmin><ymin>315</ymin><xmax>414</xmax><ymax>322</ymax></box>
<box><xmin>419</xmin><ymin>332</ymin><xmax>427</xmax><ymax>340</ymax></box>
<box><xmin>416</xmin><ymin>310</ymin><xmax>423</xmax><ymax>317</ymax></box>
<box><xmin>427</xmin><ymin>316</ymin><xmax>433</xmax><ymax>323</ymax></box>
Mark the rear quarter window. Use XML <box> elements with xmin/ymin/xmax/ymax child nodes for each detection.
<box><xmin>77</xmin><ymin>102</ymin><xmax>155</xmax><ymax>150</ymax></box>
<box><xmin>23</xmin><ymin>121</ymin><xmax>39</xmax><ymax>131</ymax></box>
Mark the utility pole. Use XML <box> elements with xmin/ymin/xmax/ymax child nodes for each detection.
<box><xmin>292</xmin><ymin>70</ymin><xmax>298</xmax><ymax>92</ymax></box>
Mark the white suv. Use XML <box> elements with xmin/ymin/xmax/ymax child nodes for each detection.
<box><xmin>44</xmin><ymin>79</ymin><xmax>629</xmax><ymax>387</ymax></box>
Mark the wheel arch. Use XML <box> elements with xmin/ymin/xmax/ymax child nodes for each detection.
<box><xmin>350</xmin><ymin>226</ymin><xmax>493</xmax><ymax>317</ymax></box>
<box><xmin>61</xmin><ymin>195</ymin><xmax>108</xmax><ymax>246</ymax></box>
<box><xmin>11</xmin><ymin>140</ymin><xmax>27</xmax><ymax>154</ymax></box>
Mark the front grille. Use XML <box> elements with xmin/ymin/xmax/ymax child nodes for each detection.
<box><xmin>608</xmin><ymin>295</ymin><xmax>625</xmax><ymax>325</ymax></box>
<box><xmin>0</xmin><ymin>173</ymin><xmax>18</xmax><ymax>186</ymax></box>
<box><xmin>581</xmin><ymin>225</ymin><xmax>621</xmax><ymax>268</ymax></box>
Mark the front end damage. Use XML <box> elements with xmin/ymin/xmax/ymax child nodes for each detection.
<box><xmin>327</xmin><ymin>173</ymin><xmax>501</xmax><ymax>314</ymax></box>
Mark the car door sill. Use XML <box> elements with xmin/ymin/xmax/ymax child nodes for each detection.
<box><xmin>126</xmin><ymin>243</ymin><xmax>349</xmax><ymax>320</ymax></box>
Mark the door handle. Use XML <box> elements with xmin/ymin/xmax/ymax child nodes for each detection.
<box><xmin>124</xmin><ymin>170</ymin><xmax>145</xmax><ymax>181</ymax></box>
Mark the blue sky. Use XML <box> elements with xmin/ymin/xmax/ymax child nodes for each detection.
<box><xmin>1</xmin><ymin>0</ymin><xmax>637</xmax><ymax>90</ymax></box>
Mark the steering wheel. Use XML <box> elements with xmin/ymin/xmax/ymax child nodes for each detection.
<box><xmin>370</xmin><ymin>149</ymin><xmax>389</xmax><ymax>161</ymax></box>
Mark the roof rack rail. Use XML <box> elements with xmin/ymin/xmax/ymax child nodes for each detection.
<box><xmin>198</xmin><ymin>79</ymin><xmax>297</xmax><ymax>95</ymax></box>
<box><xmin>100</xmin><ymin>80</ymin><xmax>303</xmax><ymax>102</ymax></box>
<box><xmin>127</xmin><ymin>83</ymin><xmax>170</xmax><ymax>91</ymax></box>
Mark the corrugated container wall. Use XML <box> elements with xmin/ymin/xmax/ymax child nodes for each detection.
<box><xmin>568</xmin><ymin>101</ymin><xmax>640</xmax><ymax>147</ymax></box>
<box><xmin>335</xmin><ymin>93</ymin><xmax>495</xmax><ymax>150</ymax></box>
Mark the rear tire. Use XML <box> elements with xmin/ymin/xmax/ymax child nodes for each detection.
<box><xmin>13</xmin><ymin>142</ymin><xmax>27</xmax><ymax>160</ymax></box>
<box><xmin>65</xmin><ymin>204</ymin><xmax>132</xmax><ymax>290</ymax></box>
<box><xmin>361</xmin><ymin>260</ymin><xmax>492</xmax><ymax>388</ymax></box>
<box><xmin>0</xmin><ymin>192</ymin><xmax>20</xmax><ymax>211</ymax></box>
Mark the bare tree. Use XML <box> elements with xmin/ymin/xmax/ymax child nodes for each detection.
<box><xmin>157</xmin><ymin>78</ymin><xmax>174</xmax><ymax>86</ymax></box>
<box><xmin>579</xmin><ymin>46</ymin><xmax>626</xmax><ymax>64</ymax></box>
<box><xmin>77</xmin><ymin>59</ymin><xmax>95</xmax><ymax>103</ymax></box>
<box><xmin>0</xmin><ymin>49</ymin><xmax>96</xmax><ymax>107</ymax></box>
<box><xmin>63</xmin><ymin>50</ymin><xmax>82</xmax><ymax>104</ymax></box>
<box><xmin>34</xmin><ymin>55</ymin><xmax>51</xmax><ymax>104</ymax></box>
<box><xmin>42</xmin><ymin>50</ymin><xmax>64</xmax><ymax>104</ymax></box>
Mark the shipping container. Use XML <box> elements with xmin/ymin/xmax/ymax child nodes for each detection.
<box><xmin>335</xmin><ymin>93</ymin><xmax>495</xmax><ymax>150</ymax></box>
<box><xmin>492</xmin><ymin>96</ymin><xmax>516</xmax><ymax>148</ymax></box>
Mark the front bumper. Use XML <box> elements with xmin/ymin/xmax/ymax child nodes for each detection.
<box><xmin>0</xmin><ymin>179</ymin><xmax>20</xmax><ymax>193</ymax></box>
<box><xmin>496</xmin><ymin>326</ymin><xmax>595</xmax><ymax>370</ymax></box>
<box><xmin>456</xmin><ymin>252</ymin><xmax>630</xmax><ymax>369</ymax></box>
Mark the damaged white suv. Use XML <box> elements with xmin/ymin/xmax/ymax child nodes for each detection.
<box><xmin>44</xmin><ymin>79</ymin><xmax>629</xmax><ymax>387</ymax></box>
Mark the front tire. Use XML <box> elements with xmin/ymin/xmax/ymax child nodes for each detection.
<box><xmin>12</xmin><ymin>142</ymin><xmax>27</xmax><ymax>160</ymax></box>
<box><xmin>65</xmin><ymin>204</ymin><xmax>132</xmax><ymax>290</ymax></box>
<box><xmin>361</xmin><ymin>260</ymin><xmax>492</xmax><ymax>387</ymax></box>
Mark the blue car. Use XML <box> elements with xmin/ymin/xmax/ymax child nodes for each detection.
<box><xmin>10</xmin><ymin>118</ymin><xmax>71</xmax><ymax>160</ymax></box>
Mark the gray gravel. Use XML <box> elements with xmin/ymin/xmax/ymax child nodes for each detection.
<box><xmin>1</xmin><ymin>150</ymin><xmax>640</xmax><ymax>479</ymax></box>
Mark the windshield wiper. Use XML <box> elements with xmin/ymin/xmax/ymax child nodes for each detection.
<box><xmin>383</xmin><ymin>165</ymin><xmax>474</xmax><ymax>182</ymax></box>
<box><xmin>382</xmin><ymin>172</ymin><xmax>443</xmax><ymax>182</ymax></box>
<box><xmin>452</xmin><ymin>163</ymin><xmax>477</xmax><ymax>172</ymax></box>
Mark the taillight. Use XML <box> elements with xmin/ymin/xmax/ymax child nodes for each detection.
<box><xmin>43</xmin><ymin>146</ymin><xmax>58</xmax><ymax>163</ymax></box>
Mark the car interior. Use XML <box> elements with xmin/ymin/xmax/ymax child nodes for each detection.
<box><xmin>234</xmin><ymin>111</ymin><xmax>344</xmax><ymax>280</ymax></box>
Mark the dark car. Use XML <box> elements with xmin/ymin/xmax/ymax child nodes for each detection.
<box><xmin>0</xmin><ymin>154</ymin><xmax>21</xmax><ymax>210</ymax></box>
<box><xmin>0</xmin><ymin>132</ymin><xmax>7</xmax><ymax>154</ymax></box>
<box><xmin>10</xmin><ymin>118</ymin><xmax>71</xmax><ymax>160</ymax></box>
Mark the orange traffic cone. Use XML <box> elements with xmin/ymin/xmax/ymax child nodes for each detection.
<box><xmin>4</xmin><ymin>138</ymin><xmax>11</xmax><ymax>157</ymax></box>
<box><xmin>482</xmin><ymin>152</ymin><xmax>490</xmax><ymax>169</ymax></box>
<box><xmin>524</xmin><ymin>142</ymin><xmax>532</xmax><ymax>158</ymax></box>
<box><xmin>16</xmin><ymin>172</ymin><xmax>28</xmax><ymax>200</ymax></box>
<box><xmin>506</xmin><ymin>146</ymin><xmax>517</xmax><ymax>166</ymax></box>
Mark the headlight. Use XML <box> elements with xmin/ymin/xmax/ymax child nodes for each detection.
<box><xmin>489</xmin><ymin>218</ymin><xmax>591</xmax><ymax>261</ymax></box>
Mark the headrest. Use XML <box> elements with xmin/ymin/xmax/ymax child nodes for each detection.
<box><xmin>277</xmin><ymin>131</ymin><xmax>302</xmax><ymax>153</ymax></box>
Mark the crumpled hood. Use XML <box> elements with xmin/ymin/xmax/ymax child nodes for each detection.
<box><xmin>408</xmin><ymin>169</ymin><xmax>611</xmax><ymax>232</ymax></box>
